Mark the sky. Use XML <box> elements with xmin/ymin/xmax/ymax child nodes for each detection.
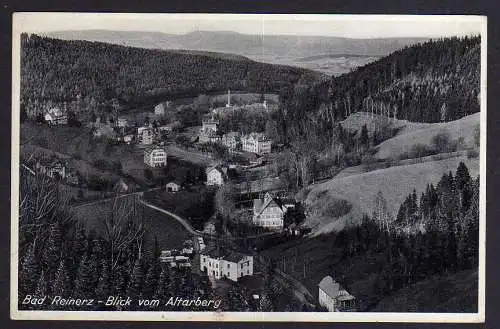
<box><xmin>13</xmin><ymin>13</ymin><xmax>485</xmax><ymax>39</ymax></box>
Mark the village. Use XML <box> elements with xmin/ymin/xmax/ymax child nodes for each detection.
<box><xmin>21</xmin><ymin>89</ymin><xmax>356</xmax><ymax>312</ymax></box>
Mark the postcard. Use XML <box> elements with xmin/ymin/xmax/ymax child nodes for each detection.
<box><xmin>10</xmin><ymin>13</ymin><xmax>487</xmax><ymax>322</ymax></box>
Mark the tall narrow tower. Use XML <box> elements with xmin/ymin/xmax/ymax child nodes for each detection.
<box><xmin>226</xmin><ymin>89</ymin><xmax>231</xmax><ymax>107</ymax></box>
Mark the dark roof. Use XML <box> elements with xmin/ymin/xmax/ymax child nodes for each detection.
<box><xmin>201</xmin><ymin>248</ymin><xmax>248</xmax><ymax>263</ymax></box>
<box><xmin>223</xmin><ymin>252</ymin><xmax>247</xmax><ymax>263</ymax></box>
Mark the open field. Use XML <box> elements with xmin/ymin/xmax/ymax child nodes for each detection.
<box><xmin>72</xmin><ymin>195</ymin><xmax>190</xmax><ymax>252</ymax></box>
<box><xmin>341</xmin><ymin>111</ymin><xmax>432</xmax><ymax>135</ymax></box>
<box><xmin>375</xmin><ymin>112</ymin><xmax>480</xmax><ymax>159</ymax></box>
<box><xmin>304</xmin><ymin>155</ymin><xmax>479</xmax><ymax>235</ymax></box>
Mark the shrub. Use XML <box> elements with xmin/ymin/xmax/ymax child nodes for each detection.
<box><xmin>322</xmin><ymin>197</ymin><xmax>352</xmax><ymax>218</ymax></box>
<box><xmin>431</xmin><ymin>131</ymin><xmax>453</xmax><ymax>153</ymax></box>
<box><xmin>467</xmin><ymin>149</ymin><xmax>479</xmax><ymax>159</ymax></box>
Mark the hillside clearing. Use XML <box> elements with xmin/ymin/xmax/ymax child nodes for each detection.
<box><xmin>305</xmin><ymin>155</ymin><xmax>479</xmax><ymax>235</ymax></box>
<box><xmin>375</xmin><ymin>113</ymin><xmax>479</xmax><ymax>159</ymax></box>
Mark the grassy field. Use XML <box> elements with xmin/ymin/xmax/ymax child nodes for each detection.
<box><xmin>305</xmin><ymin>155</ymin><xmax>479</xmax><ymax>235</ymax></box>
<box><xmin>144</xmin><ymin>186</ymin><xmax>216</xmax><ymax>231</ymax></box>
<box><xmin>72</xmin><ymin>195</ymin><xmax>190</xmax><ymax>252</ymax></box>
<box><xmin>341</xmin><ymin>111</ymin><xmax>432</xmax><ymax>135</ymax></box>
<box><xmin>375</xmin><ymin>112</ymin><xmax>480</xmax><ymax>160</ymax></box>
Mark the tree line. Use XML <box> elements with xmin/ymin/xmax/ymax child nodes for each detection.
<box><xmin>334</xmin><ymin>162</ymin><xmax>479</xmax><ymax>310</ymax></box>
<box><xmin>18</xmin><ymin>168</ymin><xmax>214</xmax><ymax>311</ymax></box>
<box><xmin>20</xmin><ymin>33</ymin><xmax>321</xmax><ymax>118</ymax></box>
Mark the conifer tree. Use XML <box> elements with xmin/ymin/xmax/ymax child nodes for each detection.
<box><xmin>154</xmin><ymin>265</ymin><xmax>171</xmax><ymax>300</ymax></box>
<box><xmin>19</xmin><ymin>242</ymin><xmax>40</xmax><ymax>296</ymax></box>
<box><xmin>127</xmin><ymin>258</ymin><xmax>145</xmax><ymax>300</ymax></box>
<box><xmin>51</xmin><ymin>259</ymin><xmax>72</xmax><ymax>298</ymax></box>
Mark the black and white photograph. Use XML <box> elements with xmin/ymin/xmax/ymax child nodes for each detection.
<box><xmin>10</xmin><ymin>13</ymin><xmax>486</xmax><ymax>322</ymax></box>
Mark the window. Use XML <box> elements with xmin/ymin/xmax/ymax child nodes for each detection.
<box><xmin>227</xmin><ymin>264</ymin><xmax>230</xmax><ymax>269</ymax></box>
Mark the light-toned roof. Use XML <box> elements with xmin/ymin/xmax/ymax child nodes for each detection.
<box><xmin>318</xmin><ymin>276</ymin><xmax>355</xmax><ymax>300</ymax></box>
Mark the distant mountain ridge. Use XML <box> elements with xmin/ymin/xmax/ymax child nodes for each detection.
<box><xmin>43</xmin><ymin>29</ymin><xmax>429</xmax><ymax>63</ymax></box>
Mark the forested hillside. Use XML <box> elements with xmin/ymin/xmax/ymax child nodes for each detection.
<box><xmin>20</xmin><ymin>33</ymin><xmax>322</xmax><ymax>113</ymax></box>
<box><xmin>325</xmin><ymin>36</ymin><xmax>481</xmax><ymax>123</ymax></box>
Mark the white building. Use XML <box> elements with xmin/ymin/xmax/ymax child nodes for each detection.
<box><xmin>144</xmin><ymin>147</ymin><xmax>167</xmax><ymax>167</ymax></box>
<box><xmin>221</xmin><ymin>132</ymin><xmax>241</xmax><ymax>150</ymax></box>
<box><xmin>318</xmin><ymin>276</ymin><xmax>356</xmax><ymax>312</ymax></box>
<box><xmin>201</xmin><ymin>115</ymin><xmax>219</xmax><ymax>134</ymax></box>
<box><xmin>200</xmin><ymin>248</ymin><xmax>253</xmax><ymax>282</ymax></box>
<box><xmin>44</xmin><ymin>108</ymin><xmax>68</xmax><ymax>125</ymax></box>
<box><xmin>252</xmin><ymin>192</ymin><xmax>294</xmax><ymax>231</ymax></box>
<box><xmin>166</xmin><ymin>181</ymin><xmax>182</xmax><ymax>192</ymax></box>
<box><xmin>241</xmin><ymin>133</ymin><xmax>272</xmax><ymax>155</ymax></box>
<box><xmin>206</xmin><ymin>166</ymin><xmax>228</xmax><ymax>186</ymax></box>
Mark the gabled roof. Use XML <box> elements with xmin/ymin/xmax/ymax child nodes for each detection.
<box><xmin>318</xmin><ymin>276</ymin><xmax>355</xmax><ymax>300</ymax></box>
<box><xmin>253</xmin><ymin>193</ymin><xmax>286</xmax><ymax>217</ymax></box>
<box><xmin>206</xmin><ymin>165</ymin><xmax>227</xmax><ymax>178</ymax></box>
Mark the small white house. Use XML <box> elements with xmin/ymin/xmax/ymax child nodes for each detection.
<box><xmin>318</xmin><ymin>276</ymin><xmax>356</xmax><ymax>312</ymax></box>
<box><xmin>200</xmin><ymin>248</ymin><xmax>253</xmax><ymax>282</ymax></box>
<box><xmin>144</xmin><ymin>147</ymin><xmax>167</xmax><ymax>167</ymax></box>
<box><xmin>166</xmin><ymin>181</ymin><xmax>182</xmax><ymax>192</ymax></box>
<box><xmin>205</xmin><ymin>166</ymin><xmax>227</xmax><ymax>186</ymax></box>
<box><xmin>44</xmin><ymin>108</ymin><xmax>68</xmax><ymax>125</ymax></box>
<box><xmin>123</xmin><ymin>134</ymin><xmax>134</xmax><ymax>144</ymax></box>
<box><xmin>117</xmin><ymin>117</ymin><xmax>128</xmax><ymax>128</ymax></box>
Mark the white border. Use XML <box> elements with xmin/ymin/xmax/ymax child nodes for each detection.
<box><xmin>10</xmin><ymin>13</ymin><xmax>487</xmax><ymax>322</ymax></box>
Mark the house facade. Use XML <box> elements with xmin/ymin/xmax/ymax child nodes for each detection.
<box><xmin>200</xmin><ymin>249</ymin><xmax>253</xmax><ymax>282</ymax></box>
<box><xmin>44</xmin><ymin>108</ymin><xmax>68</xmax><ymax>125</ymax></box>
<box><xmin>144</xmin><ymin>147</ymin><xmax>167</xmax><ymax>167</ymax></box>
<box><xmin>318</xmin><ymin>276</ymin><xmax>356</xmax><ymax>312</ymax></box>
<box><xmin>252</xmin><ymin>192</ymin><xmax>294</xmax><ymax>231</ymax></box>
<box><xmin>206</xmin><ymin>166</ymin><xmax>227</xmax><ymax>186</ymax></box>
<box><xmin>140</xmin><ymin>128</ymin><xmax>154</xmax><ymax>145</ymax></box>
<box><xmin>154</xmin><ymin>101</ymin><xmax>171</xmax><ymax>115</ymax></box>
<box><xmin>222</xmin><ymin>132</ymin><xmax>241</xmax><ymax>150</ymax></box>
<box><xmin>241</xmin><ymin>133</ymin><xmax>271</xmax><ymax>154</ymax></box>
<box><xmin>199</xmin><ymin>130</ymin><xmax>221</xmax><ymax>144</ymax></box>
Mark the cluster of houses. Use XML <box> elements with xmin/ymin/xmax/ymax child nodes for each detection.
<box><xmin>159</xmin><ymin>239</ymin><xmax>194</xmax><ymax>268</ymax></box>
<box><xmin>198</xmin><ymin>114</ymin><xmax>272</xmax><ymax>155</ymax></box>
<box><xmin>200</xmin><ymin>247</ymin><xmax>254</xmax><ymax>282</ymax></box>
<box><xmin>34</xmin><ymin>156</ymin><xmax>80</xmax><ymax>185</ymax></box>
<box><xmin>318</xmin><ymin>276</ymin><xmax>356</xmax><ymax>312</ymax></box>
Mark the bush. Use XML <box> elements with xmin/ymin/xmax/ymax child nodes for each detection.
<box><xmin>431</xmin><ymin>131</ymin><xmax>454</xmax><ymax>153</ymax></box>
<box><xmin>323</xmin><ymin>198</ymin><xmax>352</xmax><ymax>218</ymax></box>
<box><xmin>467</xmin><ymin>149</ymin><xmax>479</xmax><ymax>159</ymax></box>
